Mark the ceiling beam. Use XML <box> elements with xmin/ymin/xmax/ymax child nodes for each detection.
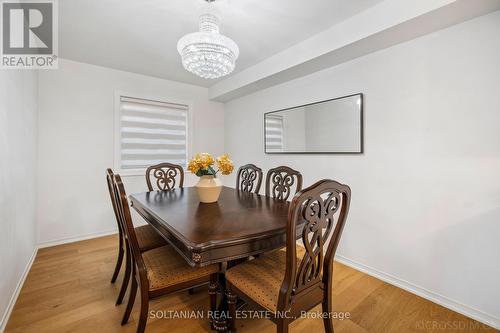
<box><xmin>208</xmin><ymin>0</ymin><xmax>500</xmax><ymax>102</ymax></box>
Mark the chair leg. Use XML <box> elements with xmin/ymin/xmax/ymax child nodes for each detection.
<box><xmin>277</xmin><ymin>319</ymin><xmax>289</xmax><ymax>333</ymax></box>
<box><xmin>121</xmin><ymin>275</ymin><xmax>138</xmax><ymax>325</ymax></box>
<box><xmin>227</xmin><ymin>286</ymin><xmax>237</xmax><ymax>333</ymax></box>
<box><xmin>322</xmin><ymin>287</ymin><xmax>334</xmax><ymax>333</ymax></box>
<box><xmin>116</xmin><ymin>248</ymin><xmax>131</xmax><ymax>305</ymax></box>
<box><xmin>110</xmin><ymin>243</ymin><xmax>124</xmax><ymax>283</ymax></box>
<box><xmin>136</xmin><ymin>286</ymin><xmax>149</xmax><ymax>333</ymax></box>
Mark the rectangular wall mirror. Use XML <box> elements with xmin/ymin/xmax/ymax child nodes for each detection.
<box><xmin>264</xmin><ymin>93</ymin><xmax>363</xmax><ymax>154</ymax></box>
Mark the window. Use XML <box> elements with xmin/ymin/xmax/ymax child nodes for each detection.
<box><xmin>115</xmin><ymin>95</ymin><xmax>189</xmax><ymax>174</ymax></box>
<box><xmin>265</xmin><ymin>114</ymin><xmax>284</xmax><ymax>152</ymax></box>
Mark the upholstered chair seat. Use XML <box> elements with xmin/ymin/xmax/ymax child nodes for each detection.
<box><xmin>226</xmin><ymin>247</ymin><xmax>307</xmax><ymax>312</ymax></box>
<box><xmin>135</xmin><ymin>225</ymin><xmax>167</xmax><ymax>252</ymax></box>
<box><xmin>143</xmin><ymin>246</ymin><xmax>219</xmax><ymax>291</ymax></box>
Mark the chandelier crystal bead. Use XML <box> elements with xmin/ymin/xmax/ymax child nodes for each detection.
<box><xmin>177</xmin><ymin>9</ymin><xmax>239</xmax><ymax>79</ymax></box>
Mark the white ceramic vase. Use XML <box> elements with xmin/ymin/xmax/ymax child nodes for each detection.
<box><xmin>195</xmin><ymin>175</ymin><xmax>222</xmax><ymax>203</ymax></box>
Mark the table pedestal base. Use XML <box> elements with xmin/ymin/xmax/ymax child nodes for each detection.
<box><xmin>210</xmin><ymin>261</ymin><xmax>247</xmax><ymax>332</ymax></box>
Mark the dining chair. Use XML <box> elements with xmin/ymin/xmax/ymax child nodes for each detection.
<box><xmin>225</xmin><ymin>179</ymin><xmax>351</xmax><ymax>333</ymax></box>
<box><xmin>236</xmin><ymin>164</ymin><xmax>263</xmax><ymax>193</ymax></box>
<box><xmin>106</xmin><ymin>169</ymin><xmax>167</xmax><ymax>305</ymax></box>
<box><xmin>265</xmin><ymin>166</ymin><xmax>303</xmax><ymax>200</ymax></box>
<box><xmin>113</xmin><ymin>174</ymin><xmax>220</xmax><ymax>333</ymax></box>
<box><xmin>145</xmin><ymin>162</ymin><xmax>189</xmax><ymax>289</ymax></box>
<box><xmin>145</xmin><ymin>162</ymin><xmax>184</xmax><ymax>191</ymax></box>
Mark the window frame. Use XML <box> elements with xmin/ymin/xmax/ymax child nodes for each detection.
<box><xmin>113</xmin><ymin>90</ymin><xmax>193</xmax><ymax>177</ymax></box>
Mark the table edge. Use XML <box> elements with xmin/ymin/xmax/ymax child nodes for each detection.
<box><xmin>129</xmin><ymin>189</ymin><xmax>290</xmax><ymax>252</ymax></box>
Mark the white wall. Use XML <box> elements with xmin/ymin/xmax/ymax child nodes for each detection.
<box><xmin>0</xmin><ymin>71</ymin><xmax>38</xmax><ymax>330</ymax></box>
<box><xmin>224</xmin><ymin>11</ymin><xmax>500</xmax><ymax>327</ymax></box>
<box><xmin>37</xmin><ymin>59</ymin><xmax>225</xmax><ymax>245</ymax></box>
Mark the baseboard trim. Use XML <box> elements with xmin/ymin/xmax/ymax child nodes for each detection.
<box><xmin>0</xmin><ymin>247</ymin><xmax>38</xmax><ymax>333</ymax></box>
<box><xmin>37</xmin><ymin>229</ymin><xmax>118</xmax><ymax>249</ymax></box>
<box><xmin>335</xmin><ymin>254</ymin><xmax>500</xmax><ymax>330</ymax></box>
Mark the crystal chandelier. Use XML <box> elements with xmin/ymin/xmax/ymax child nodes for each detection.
<box><xmin>177</xmin><ymin>0</ymin><xmax>239</xmax><ymax>79</ymax></box>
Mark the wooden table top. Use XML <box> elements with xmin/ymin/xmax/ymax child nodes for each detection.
<box><xmin>130</xmin><ymin>186</ymin><xmax>293</xmax><ymax>266</ymax></box>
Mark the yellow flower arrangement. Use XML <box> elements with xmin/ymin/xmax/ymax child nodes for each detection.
<box><xmin>216</xmin><ymin>154</ymin><xmax>234</xmax><ymax>175</ymax></box>
<box><xmin>187</xmin><ymin>153</ymin><xmax>234</xmax><ymax>177</ymax></box>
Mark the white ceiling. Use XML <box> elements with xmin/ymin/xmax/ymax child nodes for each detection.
<box><xmin>59</xmin><ymin>0</ymin><xmax>384</xmax><ymax>87</ymax></box>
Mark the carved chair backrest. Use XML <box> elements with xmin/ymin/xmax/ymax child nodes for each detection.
<box><xmin>145</xmin><ymin>163</ymin><xmax>184</xmax><ymax>191</ymax></box>
<box><xmin>236</xmin><ymin>164</ymin><xmax>263</xmax><ymax>193</ymax></box>
<box><xmin>278</xmin><ymin>179</ymin><xmax>351</xmax><ymax>309</ymax></box>
<box><xmin>265</xmin><ymin>166</ymin><xmax>303</xmax><ymax>200</ymax></box>
<box><xmin>106</xmin><ymin>168</ymin><xmax>123</xmax><ymax>234</ymax></box>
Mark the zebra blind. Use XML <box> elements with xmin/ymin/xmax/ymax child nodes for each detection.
<box><xmin>265</xmin><ymin>115</ymin><xmax>284</xmax><ymax>152</ymax></box>
<box><xmin>118</xmin><ymin>96</ymin><xmax>188</xmax><ymax>170</ymax></box>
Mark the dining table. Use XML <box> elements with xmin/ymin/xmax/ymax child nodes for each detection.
<box><xmin>129</xmin><ymin>186</ymin><xmax>302</xmax><ymax>331</ymax></box>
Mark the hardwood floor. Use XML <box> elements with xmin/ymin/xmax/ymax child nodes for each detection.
<box><xmin>5</xmin><ymin>235</ymin><xmax>496</xmax><ymax>333</ymax></box>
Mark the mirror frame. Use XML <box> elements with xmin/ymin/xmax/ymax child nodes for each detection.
<box><xmin>264</xmin><ymin>93</ymin><xmax>364</xmax><ymax>154</ymax></box>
